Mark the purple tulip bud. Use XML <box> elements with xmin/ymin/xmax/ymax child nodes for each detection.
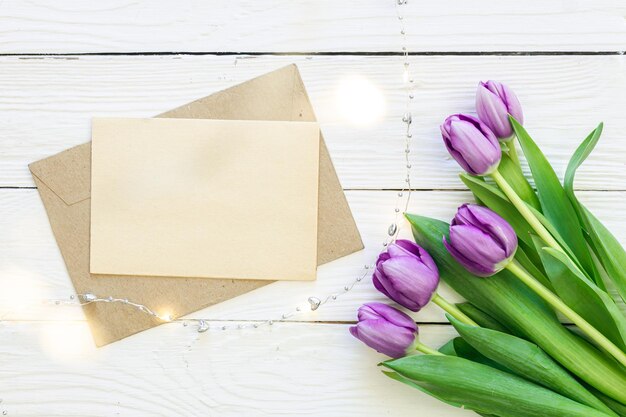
<box><xmin>476</xmin><ymin>80</ymin><xmax>523</xmax><ymax>140</ymax></box>
<box><xmin>444</xmin><ymin>204</ymin><xmax>518</xmax><ymax>277</ymax></box>
<box><xmin>441</xmin><ymin>114</ymin><xmax>501</xmax><ymax>176</ymax></box>
<box><xmin>372</xmin><ymin>239</ymin><xmax>439</xmax><ymax>312</ymax></box>
<box><xmin>349</xmin><ymin>302</ymin><xmax>418</xmax><ymax>358</ymax></box>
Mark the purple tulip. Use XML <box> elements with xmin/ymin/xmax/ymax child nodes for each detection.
<box><xmin>372</xmin><ymin>240</ymin><xmax>439</xmax><ymax>312</ymax></box>
<box><xmin>349</xmin><ymin>302</ymin><xmax>417</xmax><ymax>358</ymax></box>
<box><xmin>444</xmin><ymin>204</ymin><xmax>518</xmax><ymax>277</ymax></box>
<box><xmin>441</xmin><ymin>114</ymin><xmax>501</xmax><ymax>176</ymax></box>
<box><xmin>476</xmin><ymin>80</ymin><xmax>523</xmax><ymax>140</ymax></box>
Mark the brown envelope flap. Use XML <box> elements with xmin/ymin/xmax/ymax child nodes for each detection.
<box><xmin>158</xmin><ymin>64</ymin><xmax>306</xmax><ymax>121</ymax></box>
<box><xmin>29</xmin><ymin>143</ymin><xmax>91</xmax><ymax>206</ymax></box>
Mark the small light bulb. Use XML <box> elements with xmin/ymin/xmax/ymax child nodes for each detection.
<box><xmin>159</xmin><ymin>311</ymin><xmax>173</xmax><ymax>322</ymax></box>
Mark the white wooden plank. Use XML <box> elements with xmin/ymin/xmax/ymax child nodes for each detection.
<box><xmin>0</xmin><ymin>321</ymin><xmax>464</xmax><ymax>417</ymax></box>
<box><xmin>0</xmin><ymin>1</ymin><xmax>625</xmax><ymax>53</ymax></box>
<box><xmin>2</xmin><ymin>188</ymin><xmax>626</xmax><ymax>324</ymax></box>
<box><xmin>0</xmin><ymin>188</ymin><xmax>467</xmax><ymax>323</ymax></box>
<box><xmin>1</xmin><ymin>55</ymin><xmax>626</xmax><ymax>189</ymax></box>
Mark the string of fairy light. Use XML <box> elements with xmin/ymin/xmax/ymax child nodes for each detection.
<box><xmin>52</xmin><ymin>0</ymin><xmax>415</xmax><ymax>333</ymax></box>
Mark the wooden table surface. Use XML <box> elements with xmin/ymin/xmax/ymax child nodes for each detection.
<box><xmin>1</xmin><ymin>1</ymin><xmax>626</xmax><ymax>416</ymax></box>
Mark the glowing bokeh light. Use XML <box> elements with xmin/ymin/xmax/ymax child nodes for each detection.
<box><xmin>39</xmin><ymin>321</ymin><xmax>96</xmax><ymax>362</ymax></box>
<box><xmin>335</xmin><ymin>75</ymin><xmax>386</xmax><ymax>126</ymax></box>
<box><xmin>0</xmin><ymin>265</ymin><xmax>47</xmax><ymax>317</ymax></box>
<box><xmin>159</xmin><ymin>310</ymin><xmax>173</xmax><ymax>322</ymax></box>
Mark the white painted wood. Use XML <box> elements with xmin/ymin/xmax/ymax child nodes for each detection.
<box><xmin>0</xmin><ymin>321</ymin><xmax>465</xmax><ymax>417</ymax></box>
<box><xmin>2</xmin><ymin>3</ymin><xmax>626</xmax><ymax>415</ymax></box>
<box><xmin>0</xmin><ymin>1</ymin><xmax>625</xmax><ymax>53</ymax></box>
<box><xmin>3</xmin><ymin>188</ymin><xmax>626</xmax><ymax>324</ymax></box>
<box><xmin>0</xmin><ymin>189</ymin><xmax>466</xmax><ymax>323</ymax></box>
<box><xmin>1</xmin><ymin>55</ymin><xmax>626</xmax><ymax>189</ymax></box>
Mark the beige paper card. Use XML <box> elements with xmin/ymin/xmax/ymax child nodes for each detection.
<box><xmin>90</xmin><ymin>117</ymin><xmax>320</xmax><ymax>281</ymax></box>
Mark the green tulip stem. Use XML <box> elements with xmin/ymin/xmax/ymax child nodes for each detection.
<box><xmin>506</xmin><ymin>260</ymin><xmax>626</xmax><ymax>368</ymax></box>
<box><xmin>505</xmin><ymin>135</ymin><xmax>520</xmax><ymax>166</ymax></box>
<box><xmin>431</xmin><ymin>293</ymin><xmax>478</xmax><ymax>327</ymax></box>
<box><xmin>414</xmin><ymin>340</ymin><xmax>444</xmax><ymax>356</ymax></box>
<box><xmin>491</xmin><ymin>169</ymin><xmax>562</xmax><ymax>252</ymax></box>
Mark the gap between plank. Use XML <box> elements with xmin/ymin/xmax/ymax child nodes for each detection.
<box><xmin>3</xmin><ymin>187</ymin><xmax>626</xmax><ymax>192</ymax></box>
<box><xmin>2</xmin><ymin>51</ymin><xmax>626</xmax><ymax>57</ymax></box>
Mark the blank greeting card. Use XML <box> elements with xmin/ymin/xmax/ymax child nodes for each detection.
<box><xmin>90</xmin><ymin>117</ymin><xmax>320</xmax><ymax>281</ymax></box>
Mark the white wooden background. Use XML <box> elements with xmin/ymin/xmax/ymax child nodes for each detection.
<box><xmin>1</xmin><ymin>1</ymin><xmax>626</xmax><ymax>416</ymax></box>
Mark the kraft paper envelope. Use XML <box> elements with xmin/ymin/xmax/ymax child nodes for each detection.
<box><xmin>90</xmin><ymin>117</ymin><xmax>320</xmax><ymax>281</ymax></box>
<box><xmin>29</xmin><ymin>64</ymin><xmax>363</xmax><ymax>346</ymax></box>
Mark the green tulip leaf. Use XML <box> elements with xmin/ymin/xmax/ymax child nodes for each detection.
<box><xmin>449</xmin><ymin>317</ymin><xmax>617</xmax><ymax>416</ymax></box>
<box><xmin>537</xmin><ymin>245</ymin><xmax>626</xmax><ymax>352</ymax></box>
<box><xmin>382</xmin><ymin>370</ymin><xmax>503</xmax><ymax>417</ymax></box>
<box><xmin>437</xmin><ymin>338</ymin><xmax>457</xmax><ymax>356</ymax></box>
<box><xmin>498</xmin><ymin>151</ymin><xmax>542</xmax><ymax>211</ymax></box>
<box><xmin>510</xmin><ymin>117</ymin><xmax>598</xmax><ymax>283</ymax></box>
<box><xmin>527</xmin><ymin>203</ymin><xmax>588</xmax><ymax>276</ymax></box>
<box><xmin>563</xmin><ymin>123</ymin><xmax>603</xmax><ymax>198</ymax></box>
<box><xmin>440</xmin><ymin>336</ymin><xmax>510</xmax><ymax>372</ymax></box>
<box><xmin>381</xmin><ymin>371</ymin><xmax>464</xmax><ymax>408</ymax></box>
<box><xmin>451</xmin><ymin>336</ymin><xmax>507</xmax><ymax>371</ymax></box>
<box><xmin>564</xmin><ymin>123</ymin><xmax>626</xmax><ymax>305</ymax></box>
<box><xmin>455</xmin><ymin>303</ymin><xmax>509</xmax><ymax>333</ymax></box>
<box><xmin>587</xmin><ymin>387</ymin><xmax>626</xmax><ymax>417</ymax></box>
<box><xmin>515</xmin><ymin>242</ymin><xmax>551</xmax><ymax>290</ymax></box>
<box><xmin>405</xmin><ymin>213</ymin><xmax>626</xmax><ymax>403</ymax></box>
<box><xmin>383</xmin><ymin>355</ymin><xmax>612</xmax><ymax>417</ymax></box>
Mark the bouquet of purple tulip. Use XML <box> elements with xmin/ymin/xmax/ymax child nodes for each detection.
<box><xmin>351</xmin><ymin>81</ymin><xmax>626</xmax><ymax>416</ymax></box>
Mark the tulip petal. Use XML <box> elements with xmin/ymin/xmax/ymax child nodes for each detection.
<box><xmin>476</xmin><ymin>83</ymin><xmax>512</xmax><ymax>138</ymax></box>
<box><xmin>449</xmin><ymin>121</ymin><xmax>499</xmax><ymax>173</ymax></box>
<box><xmin>442</xmin><ymin>133</ymin><xmax>474</xmax><ymax>174</ymax></box>
<box><xmin>389</xmin><ymin>239</ymin><xmax>420</xmax><ymax>257</ymax></box>
<box><xmin>353</xmin><ymin>319</ymin><xmax>417</xmax><ymax>358</ymax></box>
<box><xmin>373</xmin><ymin>267</ymin><xmax>417</xmax><ymax>310</ymax></box>
<box><xmin>387</xmin><ymin>241</ymin><xmax>418</xmax><ymax>259</ymax></box>
<box><xmin>454</xmin><ymin>204</ymin><xmax>518</xmax><ymax>257</ymax></box>
<box><xmin>372</xmin><ymin>270</ymin><xmax>394</xmax><ymax>300</ymax></box>
<box><xmin>476</xmin><ymin>80</ymin><xmax>523</xmax><ymax>139</ymax></box>
<box><xmin>357</xmin><ymin>303</ymin><xmax>385</xmax><ymax>322</ymax></box>
<box><xmin>443</xmin><ymin>115</ymin><xmax>501</xmax><ymax>176</ymax></box>
<box><xmin>376</xmin><ymin>251</ymin><xmax>391</xmax><ymax>266</ymax></box>
<box><xmin>391</xmin><ymin>240</ymin><xmax>439</xmax><ymax>274</ymax></box>
<box><xmin>450</xmin><ymin>225</ymin><xmax>506</xmax><ymax>266</ymax></box>
<box><xmin>489</xmin><ymin>80</ymin><xmax>523</xmax><ymax>124</ymax></box>
<box><xmin>381</xmin><ymin>256</ymin><xmax>439</xmax><ymax>311</ymax></box>
<box><xmin>375</xmin><ymin>252</ymin><xmax>391</xmax><ymax>280</ymax></box>
<box><xmin>360</xmin><ymin>302</ymin><xmax>417</xmax><ymax>331</ymax></box>
<box><xmin>443</xmin><ymin>236</ymin><xmax>495</xmax><ymax>277</ymax></box>
<box><xmin>415</xmin><ymin>246</ymin><xmax>439</xmax><ymax>275</ymax></box>
<box><xmin>349</xmin><ymin>325</ymin><xmax>359</xmax><ymax>338</ymax></box>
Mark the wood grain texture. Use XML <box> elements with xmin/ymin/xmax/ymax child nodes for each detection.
<box><xmin>0</xmin><ymin>322</ymin><xmax>467</xmax><ymax>417</ymax></box>
<box><xmin>0</xmin><ymin>1</ymin><xmax>625</xmax><ymax>53</ymax></box>
<box><xmin>2</xmin><ymin>3</ymin><xmax>626</xmax><ymax>416</ymax></box>
<box><xmin>3</xmin><ymin>188</ymin><xmax>625</xmax><ymax>323</ymax></box>
<box><xmin>2</xmin><ymin>55</ymin><xmax>626</xmax><ymax>189</ymax></box>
